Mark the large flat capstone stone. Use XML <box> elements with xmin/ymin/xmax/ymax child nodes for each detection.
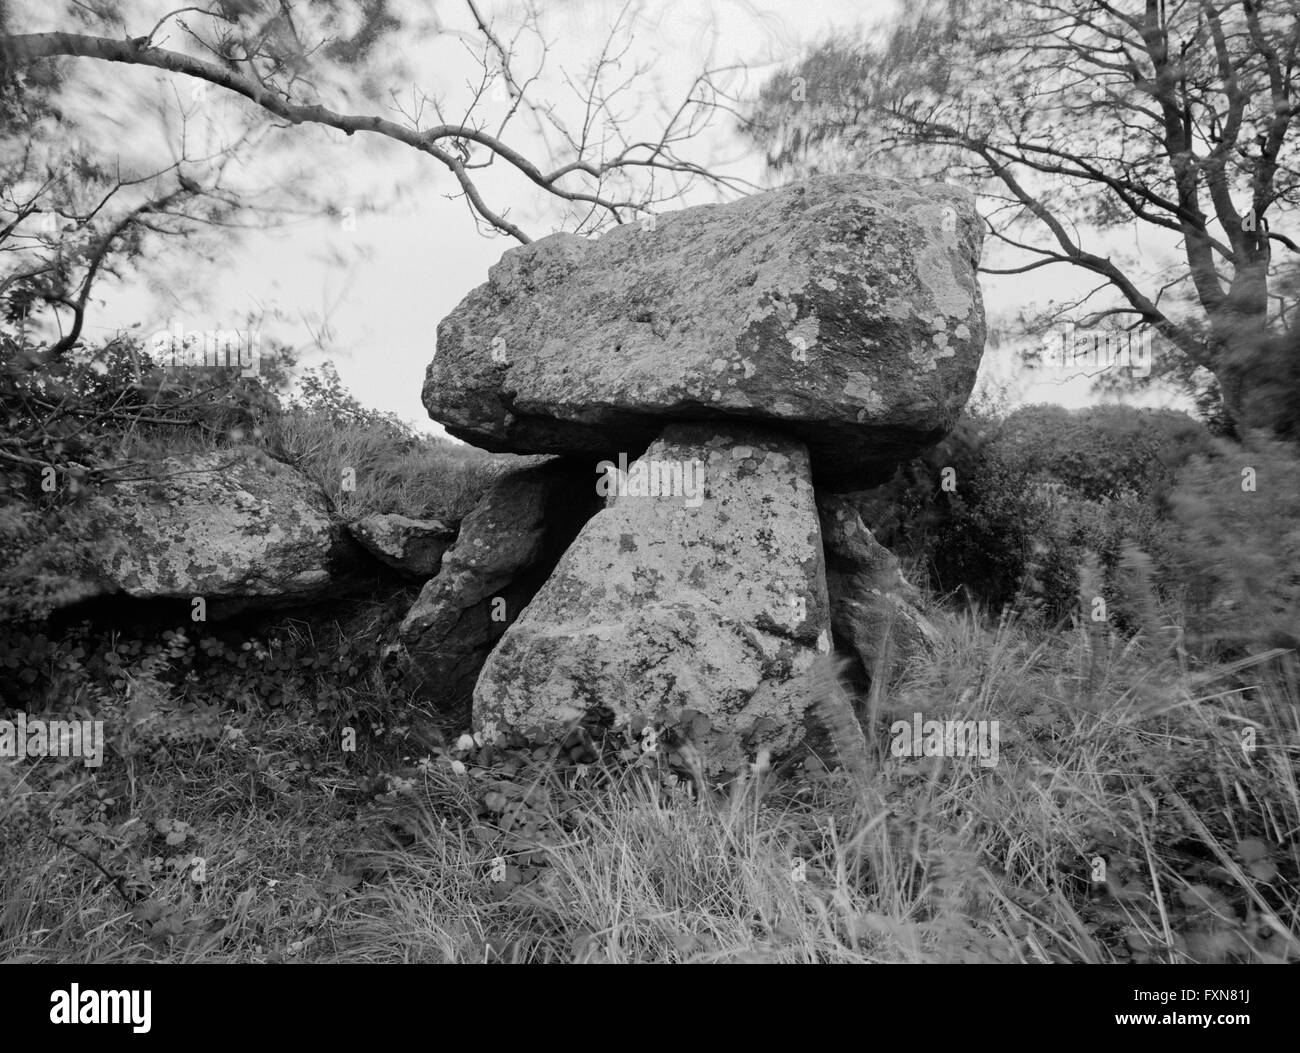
<box><xmin>423</xmin><ymin>173</ymin><xmax>984</xmax><ymax>490</ymax></box>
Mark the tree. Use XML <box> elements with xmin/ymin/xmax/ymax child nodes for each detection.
<box><xmin>1</xmin><ymin>22</ymin><xmax>292</xmax><ymax>488</ymax></box>
<box><xmin>0</xmin><ymin>0</ymin><xmax>751</xmax><ymax>492</ymax></box>
<box><xmin>744</xmin><ymin>0</ymin><xmax>1300</xmax><ymax>439</ymax></box>
<box><xmin>1</xmin><ymin>143</ymin><xmax>266</xmax><ymax>357</ymax></box>
<box><xmin>1</xmin><ymin>0</ymin><xmax>748</xmax><ymax>246</ymax></box>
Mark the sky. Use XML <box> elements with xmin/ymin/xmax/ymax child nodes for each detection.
<box><xmin>20</xmin><ymin>0</ymin><xmax>1192</xmax><ymax>433</ymax></box>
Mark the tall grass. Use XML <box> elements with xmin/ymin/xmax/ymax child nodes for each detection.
<box><xmin>333</xmin><ymin>608</ymin><xmax>1299</xmax><ymax>963</ymax></box>
<box><xmin>60</xmin><ymin>395</ymin><xmax>500</xmax><ymax>525</ymax></box>
<box><xmin>266</xmin><ymin>408</ymin><xmax>498</xmax><ymax>521</ymax></box>
<box><xmin>2</xmin><ymin>595</ymin><xmax>1296</xmax><ymax>963</ymax></box>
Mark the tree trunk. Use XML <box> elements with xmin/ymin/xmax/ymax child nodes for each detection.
<box><xmin>1204</xmin><ymin>250</ymin><xmax>1300</xmax><ymax>440</ymax></box>
<box><xmin>1209</xmin><ymin>322</ymin><xmax>1300</xmax><ymax>442</ymax></box>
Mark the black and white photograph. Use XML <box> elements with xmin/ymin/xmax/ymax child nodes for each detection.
<box><xmin>0</xmin><ymin>0</ymin><xmax>1295</xmax><ymax>1009</ymax></box>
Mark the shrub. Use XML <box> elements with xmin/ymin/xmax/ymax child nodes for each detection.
<box><xmin>1016</xmin><ymin>488</ymin><xmax>1164</xmax><ymax>630</ymax></box>
<box><xmin>0</xmin><ymin>495</ymin><xmax>121</xmax><ymax>624</ymax></box>
<box><xmin>859</xmin><ymin>404</ymin><xmax>1211</xmax><ymax>627</ymax></box>
<box><xmin>858</xmin><ymin>410</ymin><xmax>1055</xmax><ymax>612</ymax></box>
<box><xmin>1159</xmin><ymin>431</ymin><xmax>1300</xmax><ymax>655</ymax></box>
<box><xmin>997</xmin><ymin>403</ymin><xmax>1213</xmax><ymax>505</ymax></box>
<box><xmin>0</xmin><ymin>331</ymin><xmax>286</xmax><ymax>481</ymax></box>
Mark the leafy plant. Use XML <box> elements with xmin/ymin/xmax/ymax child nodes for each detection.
<box><xmin>1160</xmin><ymin>431</ymin><xmax>1300</xmax><ymax>655</ymax></box>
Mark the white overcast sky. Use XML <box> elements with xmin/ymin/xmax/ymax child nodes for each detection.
<box><xmin>23</xmin><ymin>0</ymin><xmax>1190</xmax><ymax>431</ymax></box>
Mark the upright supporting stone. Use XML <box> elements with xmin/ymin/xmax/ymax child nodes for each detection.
<box><xmin>818</xmin><ymin>493</ymin><xmax>938</xmax><ymax>684</ymax></box>
<box><xmin>398</xmin><ymin>457</ymin><xmax>601</xmax><ymax>709</ymax></box>
<box><xmin>472</xmin><ymin>423</ymin><xmax>831</xmax><ymax>772</ymax></box>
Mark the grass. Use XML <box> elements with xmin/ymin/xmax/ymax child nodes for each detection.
<box><xmin>6</xmin><ymin>356</ymin><xmax>1293</xmax><ymax>962</ymax></box>
<box><xmin>266</xmin><ymin>407</ymin><xmax>500</xmax><ymax>522</ymax></box>
<box><xmin>103</xmin><ymin>407</ymin><xmax>499</xmax><ymax>524</ymax></box>
<box><xmin>3</xmin><ymin>602</ymin><xmax>1295</xmax><ymax>964</ymax></box>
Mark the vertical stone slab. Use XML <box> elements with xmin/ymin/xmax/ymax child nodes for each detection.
<box><xmin>398</xmin><ymin>457</ymin><xmax>601</xmax><ymax>711</ymax></box>
<box><xmin>472</xmin><ymin>423</ymin><xmax>831</xmax><ymax>772</ymax></box>
<box><xmin>818</xmin><ymin>493</ymin><xmax>938</xmax><ymax>684</ymax></box>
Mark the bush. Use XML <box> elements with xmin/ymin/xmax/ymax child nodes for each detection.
<box><xmin>858</xmin><ymin>404</ymin><xmax>1210</xmax><ymax>627</ymax></box>
<box><xmin>858</xmin><ymin>410</ymin><xmax>1058</xmax><ymax>612</ymax></box>
<box><xmin>1159</xmin><ymin>431</ymin><xmax>1300</xmax><ymax>655</ymax></box>
<box><xmin>0</xmin><ymin>496</ymin><xmax>121</xmax><ymax>624</ymax></box>
<box><xmin>0</xmin><ymin>331</ymin><xmax>286</xmax><ymax>483</ymax></box>
<box><xmin>997</xmin><ymin>403</ymin><xmax>1212</xmax><ymax>505</ymax></box>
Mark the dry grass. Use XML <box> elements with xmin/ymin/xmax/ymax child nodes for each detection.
<box><xmin>82</xmin><ymin>404</ymin><xmax>499</xmax><ymax>524</ymax></box>
<box><xmin>267</xmin><ymin>408</ymin><xmax>497</xmax><ymax>521</ymax></box>
<box><xmin>2</xmin><ymin>601</ymin><xmax>1297</xmax><ymax>964</ymax></box>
